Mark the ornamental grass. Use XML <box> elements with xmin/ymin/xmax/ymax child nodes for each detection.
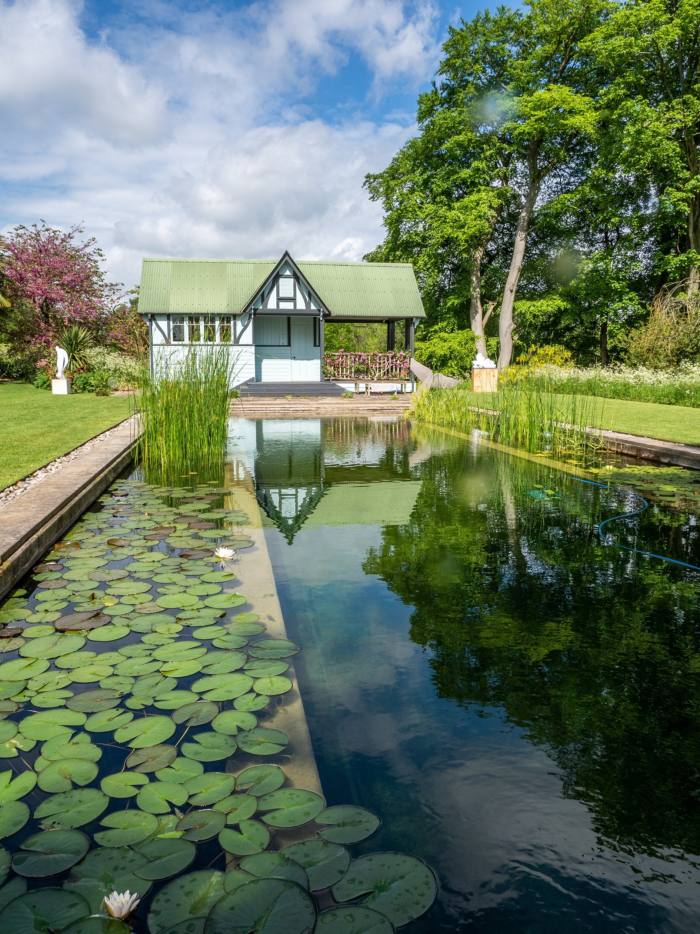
<box><xmin>134</xmin><ymin>349</ymin><xmax>234</xmax><ymax>484</ymax></box>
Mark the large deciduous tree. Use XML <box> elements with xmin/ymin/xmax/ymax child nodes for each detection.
<box><xmin>0</xmin><ymin>222</ymin><xmax>121</xmax><ymax>352</ymax></box>
<box><xmin>366</xmin><ymin>0</ymin><xmax>604</xmax><ymax>368</ymax></box>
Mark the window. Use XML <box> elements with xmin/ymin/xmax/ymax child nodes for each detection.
<box><xmin>203</xmin><ymin>318</ymin><xmax>216</xmax><ymax>343</ymax></box>
<box><xmin>171</xmin><ymin>316</ymin><xmax>185</xmax><ymax>343</ymax></box>
<box><xmin>255</xmin><ymin>316</ymin><xmax>289</xmax><ymax>346</ymax></box>
<box><xmin>188</xmin><ymin>316</ymin><xmax>202</xmax><ymax>343</ymax></box>
<box><xmin>220</xmin><ymin>316</ymin><xmax>232</xmax><ymax>344</ymax></box>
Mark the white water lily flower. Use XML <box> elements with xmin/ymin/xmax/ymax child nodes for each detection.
<box><xmin>214</xmin><ymin>546</ymin><xmax>236</xmax><ymax>560</ymax></box>
<box><xmin>104</xmin><ymin>890</ymin><xmax>141</xmax><ymax>919</ymax></box>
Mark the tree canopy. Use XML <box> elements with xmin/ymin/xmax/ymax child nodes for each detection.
<box><xmin>366</xmin><ymin>0</ymin><xmax>700</xmax><ymax>366</ymax></box>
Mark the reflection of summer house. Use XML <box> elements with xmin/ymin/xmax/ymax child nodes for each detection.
<box><xmin>138</xmin><ymin>251</ymin><xmax>426</xmax><ymax>387</ymax></box>
<box><xmin>230</xmin><ymin>418</ymin><xmax>420</xmax><ymax>542</ymax></box>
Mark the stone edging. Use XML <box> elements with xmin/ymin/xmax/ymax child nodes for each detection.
<box><xmin>0</xmin><ymin>416</ymin><xmax>139</xmax><ymax>601</ymax></box>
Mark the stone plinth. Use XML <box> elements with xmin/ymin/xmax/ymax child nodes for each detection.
<box><xmin>471</xmin><ymin>368</ymin><xmax>498</xmax><ymax>393</ymax></box>
<box><xmin>51</xmin><ymin>378</ymin><xmax>72</xmax><ymax>395</ymax></box>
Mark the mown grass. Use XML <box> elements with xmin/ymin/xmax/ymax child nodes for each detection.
<box><xmin>0</xmin><ymin>382</ymin><xmax>131</xmax><ymax>490</ymax></box>
<box><xmin>411</xmin><ymin>383</ymin><xmax>700</xmax><ymax>448</ymax></box>
<box><xmin>135</xmin><ymin>349</ymin><xmax>233</xmax><ymax>484</ymax></box>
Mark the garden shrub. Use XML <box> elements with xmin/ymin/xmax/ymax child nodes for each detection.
<box><xmin>414</xmin><ymin>329</ymin><xmax>498</xmax><ymax>379</ymax></box>
<box><xmin>516</xmin><ymin>344</ymin><xmax>575</xmax><ymax>368</ymax></box>
<box><xmin>626</xmin><ymin>290</ymin><xmax>700</xmax><ymax>366</ymax></box>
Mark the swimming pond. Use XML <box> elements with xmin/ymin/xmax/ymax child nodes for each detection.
<box><xmin>231</xmin><ymin>417</ymin><xmax>700</xmax><ymax>933</ymax></box>
<box><xmin>0</xmin><ymin>414</ymin><xmax>698</xmax><ymax>932</ymax></box>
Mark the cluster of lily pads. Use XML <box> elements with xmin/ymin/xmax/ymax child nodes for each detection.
<box><xmin>0</xmin><ymin>478</ymin><xmax>437</xmax><ymax>932</ymax></box>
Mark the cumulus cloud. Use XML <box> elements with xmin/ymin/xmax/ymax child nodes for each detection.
<box><xmin>0</xmin><ymin>0</ymin><xmax>441</xmax><ymax>285</ymax></box>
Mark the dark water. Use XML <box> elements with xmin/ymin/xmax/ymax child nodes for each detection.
<box><xmin>230</xmin><ymin>416</ymin><xmax>700</xmax><ymax>933</ymax></box>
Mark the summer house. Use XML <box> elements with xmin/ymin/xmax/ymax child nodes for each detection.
<box><xmin>138</xmin><ymin>252</ymin><xmax>426</xmax><ymax>387</ymax></box>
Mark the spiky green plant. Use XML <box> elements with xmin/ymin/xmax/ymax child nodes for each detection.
<box><xmin>134</xmin><ymin>349</ymin><xmax>235</xmax><ymax>484</ymax></box>
<box><xmin>58</xmin><ymin>324</ymin><xmax>93</xmax><ymax>373</ymax></box>
<box><xmin>410</xmin><ymin>376</ymin><xmax>606</xmax><ymax>462</ymax></box>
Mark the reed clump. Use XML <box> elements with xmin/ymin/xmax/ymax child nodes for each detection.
<box><xmin>411</xmin><ymin>377</ymin><xmax>606</xmax><ymax>461</ymax></box>
<box><xmin>134</xmin><ymin>350</ymin><xmax>234</xmax><ymax>484</ymax></box>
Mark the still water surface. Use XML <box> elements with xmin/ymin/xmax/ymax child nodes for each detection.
<box><xmin>230</xmin><ymin>416</ymin><xmax>700</xmax><ymax>933</ymax></box>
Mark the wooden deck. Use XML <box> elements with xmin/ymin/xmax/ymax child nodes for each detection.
<box><xmin>231</xmin><ymin>392</ymin><xmax>412</xmax><ymax>419</ymax></box>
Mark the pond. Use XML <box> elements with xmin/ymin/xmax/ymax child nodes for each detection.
<box><xmin>0</xmin><ymin>415</ymin><xmax>698</xmax><ymax>932</ymax></box>
<box><xmin>230</xmin><ymin>416</ymin><xmax>700</xmax><ymax>933</ymax></box>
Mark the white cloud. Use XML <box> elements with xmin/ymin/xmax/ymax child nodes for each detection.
<box><xmin>0</xmin><ymin>0</ymin><xmax>440</xmax><ymax>285</ymax></box>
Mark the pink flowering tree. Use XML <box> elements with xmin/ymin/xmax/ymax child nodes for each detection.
<box><xmin>0</xmin><ymin>222</ymin><xmax>122</xmax><ymax>353</ymax></box>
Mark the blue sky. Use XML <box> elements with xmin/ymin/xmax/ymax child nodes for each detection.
<box><xmin>0</xmin><ymin>0</ymin><xmax>506</xmax><ymax>286</ymax></box>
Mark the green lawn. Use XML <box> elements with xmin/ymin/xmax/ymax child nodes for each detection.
<box><xmin>0</xmin><ymin>383</ymin><xmax>132</xmax><ymax>490</ymax></box>
<box><xmin>469</xmin><ymin>391</ymin><xmax>700</xmax><ymax>446</ymax></box>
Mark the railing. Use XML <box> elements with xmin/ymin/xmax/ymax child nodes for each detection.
<box><xmin>323</xmin><ymin>351</ymin><xmax>411</xmax><ymax>381</ymax></box>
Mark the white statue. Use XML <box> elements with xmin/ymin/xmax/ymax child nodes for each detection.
<box><xmin>55</xmin><ymin>346</ymin><xmax>69</xmax><ymax>380</ymax></box>
<box><xmin>472</xmin><ymin>351</ymin><xmax>497</xmax><ymax>369</ymax></box>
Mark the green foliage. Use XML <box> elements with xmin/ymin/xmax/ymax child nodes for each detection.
<box><xmin>414</xmin><ymin>329</ymin><xmax>497</xmax><ymax>378</ymax></box>
<box><xmin>412</xmin><ymin>380</ymin><xmax>605</xmax><ymax>459</ymax></box>
<box><xmin>515</xmin><ymin>344</ymin><xmax>575</xmax><ymax>368</ymax></box>
<box><xmin>32</xmin><ymin>372</ymin><xmax>50</xmax><ymax>391</ymax></box>
<box><xmin>627</xmin><ymin>291</ymin><xmax>700</xmax><ymax>367</ymax></box>
<box><xmin>324</xmin><ymin>323</ymin><xmax>390</xmax><ymax>353</ymax></box>
<box><xmin>72</xmin><ymin>369</ymin><xmax>112</xmax><ymax>396</ymax></box>
<box><xmin>523</xmin><ymin>364</ymin><xmax>700</xmax><ymax>407</ymax></box>
<box><xmin>135</xmin><ymin>350</ymin><xmax>233</xmax><ymax>484</ymax></box>
<box><xmin>57</xmin><ymin>325</ymin><xmax>93</xmax><ymax>374</ymax></box>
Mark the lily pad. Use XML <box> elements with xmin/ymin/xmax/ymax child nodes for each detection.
<box><xmin>215</xmin><ymin>793</ymin><xmax>257</xmax><ymax>822</ymax></box>
<box><xmin>172</xmin><ymin>700</ymin><xmax>218</xmax><ymax>727</ymax></box>
<box><xmin>12</xmin><ymin>829</ymin><xmax>89</xmax><ymax>876</ymax></box>
<box><xmin>66</xmin><ymin>688</ymin><xmax>122</xmax><ymax>713</ymax></box>
<box><xmin>147</xmin><ymin>870</ymin><xmax>226</xmax><ymax>934</ymax></box>
<box><xmin>136</xmin><ymin>780</ymin><xmax>189</xmax><ymax>814</ymax></box>
<box><xmin>0</xmin><ymin>657</ymin><xmax>49</xmax><ymax>681</ymax></box>
<box><xmin>0</xmin><ymin>888</ymin><xmax>90</xmax><ymax>931</ymax></box>
<box><xmin>155</xmin><ymin>757</ymin><xmax>203</xmax><ymax>784</ymax></box>
<box><xmin>240</xmin><ymin>852</ymin><xmax>309</xmax><ymax>888</ymax></box>
<box><xmin>218</xmin><ymin>819</ymin><xmax>270</xmax><ymax>856</ymax></box>
<box><xmin>0</xmin><ymin>877</ymin><xmax>26</xmax><ymax>913</ymax></box>
<box><xmin>34</xmin><ymin>788</ymin><xmax>108</xmax><ymax>828</ymax></box>
<box><xmin>55</xmin><ymin>611</ymin><xmax>109</xmax><ymax>632</ymax></box>
<box><xmin>331</xmin><ymin>853</ymin><xmax>438</xmax><ymax>927</ymax></box>
<box><xmin>191</xmin><ymin>673</ymin><xmax>253</xmax><ymax>702</ymax></box>
<box><xmin>234</xmin><ymin>692</ymin><xmax>270</xmax><ymax>712</ymax></box>
<box><xmin>253</xmin><ymin>676</ymin><xmax>292</xmax><ymax>696</ymax></box>
<box><xmin>177</xmin><ymin>808</ymin><xmax>226</xmax><ymax>842</ymax></box>
<box><xmin>237</xmin><ymin>728</ymin><xmax>288</xmax><ymax>756</ymax></box>
<box><xmin>247</xmin><ymin>638</ymin><xmax>299</xmax><ymax>659</ymax></box>
<box><xmin>203</xmin><ymin>593</ymin><xmax>246</xmax><ymax>610</ymax></box>
<box><xmin>315</xmin><ymin>907</ymin><xmax>394</xmax><ymax>934</ymax></box>
<box><xmin>236</xmin><ymin>764</ymin><xmax>285</xmax><ymax>796</ymax></box>
<box><xmin>19</xmin><ymin>633</ymin><xmax>85</xmax><ymax>659</ymax></box>
<box><xmin>204</xmin><ymin>878</ymin><xmax>315</xmax><ymax>934</ymax></box>
<box><xmin>94</xmin><ymin>810</ymin><xmax>159</xmax><ymax>847</ymax></box>
<box><xmin>283</xmin><ymin>839</ymin><xmax>351</xmax><ymax>891</ymax></box>
<box><xmin>126</xmin><ymin>744</ymin><xmax>177</xmax><ymax>773</ymax></box>
<box><xmin>114</xmin><ymin>715</ymin><xmax>176</xmax><ymax>748</ymax></box>
<box><xmin>182</xmin><ymin>732</ymin><xmax>236</xmax><ymax>762</ymax></box>
<box><xmin>258</xmin><ymin>789</ymin><xmax>325</xmax><ymax>828</ymax></box>
<box><xmin>212</xmin><ymin>710</ymin><xmax>257</xmax><ymax>735</ymax></box>
<box><xmin>0</xmin><ymin>801</ymin><xmax>29</xmax><ymax>839</ymax></box>
<box><xmin>85</xmin><ymin>708</ymin><xmax>134</xmax><ymax>733</ymax></box>
<box><xmin>316</xmin><ymin>806</ymin><xmax>380</xmax><ymax>844</ymax></box>
<box><xmin>37</xmin><ymin>758</ymin><xmax>98</xmax><ymax>793</ymax></box>
<box><xmin>87</xmin><ymin>624</ymin><xmax>130</xmax><ymax>642</ymax></box>
<box><xmin>101</xmin><ymin>772</ymin><xmax>149</xmax><ymax>798</ymax></box>
<box><xmin>0</xmin><ymin>769</ymin><xmax>36</xmax><ymax>803</ymax></box>
<box><xmin>186</xmin><ymin>772</ymin><xmax>236</xmax><ymax>806</ymax></box>
<box><xmin>68</xmin><ymin>846</ymin><xmax>153</xmax><ymax>900</ymax></box>
<box><xmin>135</xmin><ymin>837</ymin><xmax>196</xmax><ymax>880</ymax></box>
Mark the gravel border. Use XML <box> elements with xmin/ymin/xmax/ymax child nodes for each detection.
<box><xmin>0</xmin><ymin>419</ymin><xmax>134</xmax><ymax>508</ymax></box>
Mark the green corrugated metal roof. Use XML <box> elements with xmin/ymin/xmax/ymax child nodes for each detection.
<box><xmin>138</xmin><ymin>256</ymin><xmax>425</xmax><ymax>319</ymax></box>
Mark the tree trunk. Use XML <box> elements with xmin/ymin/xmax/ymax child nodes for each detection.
<box><xmin>599</xmin><ymin>318</ymin><xmax>609</xmax><ymax>366</ymax></box>
<box><xmin>469</xmin><ymin>245</ymin><xmax>488</xmax><ymax>357</ymax></box>
<box><xmin>688</xmin><ymin>189</ymin><xmax>700</xmax><ymax>298</ymax></box>
<box><xmin>498</xmin><ymin>149</ymin><xmax>540</xmax><ymax>370</ymax></box>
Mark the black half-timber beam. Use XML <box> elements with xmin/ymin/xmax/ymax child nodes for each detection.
<box><xmin>404</xmin><ymin>318</ymin><xmax>415</xmax><ymax>354</ymax></box>
<box><xmin>386</xmin><ymin>320</ymin><xmax>396</xmax><ymax>351</ymax></box>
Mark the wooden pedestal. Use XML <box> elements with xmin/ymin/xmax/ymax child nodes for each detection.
<box><xmin>471</xmin><ymin>368</ymin><xmax>498</xmax><ymax>393</ymax></box>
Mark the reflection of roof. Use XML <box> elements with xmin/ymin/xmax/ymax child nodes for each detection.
<box><xmin>305</xmin><ymin>481</ymin><xmax>421</xmax><ymax>527</ymax></box>
<box><xmin>139</xmin><ymin>255</ymin><xmax>425</xmax><ymax>320</ymax></box>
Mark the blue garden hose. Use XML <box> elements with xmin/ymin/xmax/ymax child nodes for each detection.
<box><xmin>574</xmin><ymin>476</ymin><xmax>700</xmax><ymax>573</ymax></box>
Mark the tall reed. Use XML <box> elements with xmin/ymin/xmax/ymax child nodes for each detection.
<box><xmin>410</xmin><ymin>378</ymin><xmax>606</xmax><ymax>462</ymax></box>
<box><xmin>134</xmin><ymin>349</ymin><xmax>234</xmax><ymax>484</ymax></box>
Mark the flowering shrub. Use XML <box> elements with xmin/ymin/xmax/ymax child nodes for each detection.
<box><xmin>323</xmin><ymin>351</ymin><xmax>411</xmax><ymax>380</ymax></box>
<box><xmin>521</xmin><ymin>364</ymin><xmax>700</xmax><ymax>408</ymax></box>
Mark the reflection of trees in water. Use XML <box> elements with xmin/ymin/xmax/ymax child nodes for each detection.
<box><xmin>363</xmin><ymin>445</ymin><xmax>700</xmax><ymax>855</ymax></box>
